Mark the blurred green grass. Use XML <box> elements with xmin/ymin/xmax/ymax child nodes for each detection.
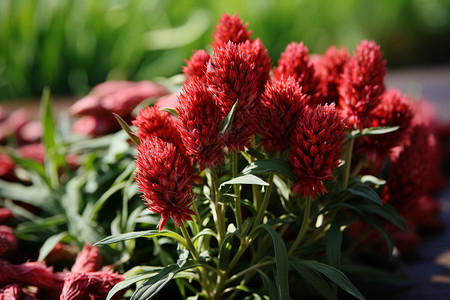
<box><xmin>1</xmin><ymin>0</ymin><xmax>449</xmax><ymax>100</ymax></box>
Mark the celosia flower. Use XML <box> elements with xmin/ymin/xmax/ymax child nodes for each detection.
<box><xmin>60</xmin><ymin>271</ymin><xmax>124</xmax><ymax>300</ymax></box>
<box><xmin>212</xmin><ymin>13</ymin><xmax>252</xmax><ymax>48</ymax></box>
<box><xmin>44</xmin><ymin>242</ymin><xmax>78</xmax><ymax>266</ymax></box>
<box><xmin>132</xmin><ymin>106</ymin><xmax>185</xmax><ymax>153</ymax></box>
<box><xmin>71</xmin><ymin>114</ymin><xmax>119</xmax><ymax>137</ymax></box>
<box><xmin>239</xmin><ymin>38</ymin><xmax>272</xmax><ymax>94</ymax></box>
<box><xmin>253</xmin><ymin>77</ymin><xmax>305</xmax><ymax>154</ymax></box>
<box><xmin>71</xmin><ymin>244</ymin><xmax>102</xmax><ymax>273</ymax></box>
<box><xmin>0</xmin><ymin>208</ymin><xmax>13</xmax><ymax>224</ymax></box>
<box><xmin>0</xmin><ymin>225</ymin><xmax>18</xmax><ymax>256</ymax></box>
<box><xmin>206</xmin><ymin>42</ymin><xmax>258</xmax><ymax>151</ymax></box>
<box><xmin>273</xmin><ymin>42</ymin><xmax>321</xmax><ymax>106</ymax></box>
<box><xmin>289</xmin><ymin>103</ymin><xmax>346</xmax><ymax>198</ymax></box>
<box><xmin>18</xmin><ymin>143</ymin><xmax>46</xmax><ymax>164</ymax></box>
<box><xmin>338</xmin><ymin>40</ymin><xmax>386</xmax><ymax>128</ymax></box>
<box><xmin>313</xmin><ymin>45</ymin><xmax>350</xmax><ymax>104</ymax></box>
<box><xmin>0</xmin><ymin>284</ymin><xmax>22</xmax><ymax>299</ymax></box>
<box><xmin>176</xmin><ymin>79</ymin><xmax>225</xmax><ymax>169</ymax></box>
<box><xmin>0</xmin><ymin>261</ymin><xmax>58</xmax><ymax>291</ymax></box>
<box><xmin>182</xmin><ymin>49</ymin><xmax>211</xmax><ymax>84</ymax></box>
<box><xmin>0</xmin><ymin>153</ymin><xmax>15</xmax><ymax>180</ymax></box>
<box><xmin>135</xmin><ymin>136</ymin><xmax>195</xmax><ymax>230</ymax></box>
<box><xmin>357</xmin><ymin>89</ymin><xmax>414</xmax><ymax>158</ymax></box>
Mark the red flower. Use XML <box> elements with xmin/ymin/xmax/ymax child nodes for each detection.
<box><xmin>0</xmin><ymin>284</ymin><xmax>22</xmax><ymax>299</ymax></box>
<box><xmin>0</xmin><ymin>261</ymin><xmax>60</xmax><ymax>292</ymax></box>
<box><xmin>177</xmin><ymin>79</ymin><xmax>225</xmax><ymax>169</ymax></box>
<box><xmin>206</xmin><ymin>42</ymin><xmax>258</xmax><ymax>151</ymax></box>
<box><xmin>44</xmin><ymin>243</ymin><xmax>78</xmax><ymax>266</ymax></box>
<box><xmin>132</xmin><ymin>106</ymin><xmax>185</xmax><ymax>153</ymax></box>
<box><xmin>135</xmin><ymin>136</ymin><xmax>195</xmax><ymax>229</ymax></box>
<box><xmin>273</xmin><ymin>42</ymin><xmax>321</xmax><ymax>106</ymax></box>
<box><xmin>0</xmin><ymin>153</ymin><xmax>15</xmax><ymax>180</ymax></box>
<box><xmin>314</xmin><ymin>45</ymin><xmax>350</xmax><ymax>104</ymax></box>
<box><xmin>60</xmin><ymin>271</ymin><xmax>124</xmax><ymax>300</ymax></box>
<box><xmin>71</xmin><ymin>244</ymin><xmax>102</xmax><ymax>273</ymax></box>
<box><xmin>357</xmin><ymin>89</ymin><xmax>414</xmax><ymax>158</ymax></box>
<box><xmin>338</xmin><ymin>40</ymin><xmax>386</xmax><ymax>128</ymax></box>
<box><xmin>253</xmin><ymin>77</ymin><xmax>306</xmax><ymax>154</ymax></box>
<box><xmin>18</xmin><ymin>143</ymin><xmax>46</xmax><ymax>164</ymax></box>
<box><xmin>212</xmin><ymin>13</ymin><xmax>252</xmax><ymax>48</ymax></box>
<box><xmin>289</xmin><ymin>104</ymin><xmax>346</xmax><ymax>198</ymax></box>
<box><xmin>239</xmin><ymin>38</ymin><xmax>272</xmax><ymax>94</ymax></box>
<box><xmin>0</xmin><ymin>225</ymin><xmax>18</xmax><ymax>256</ymax></box>
<box><xmin>182</xmin><ymin>50</ymin><xmax>211</xmax><ymax>84</ymax></box>
<box><xmin>0</xmin><ymin>208</ymin><xmax>13</xmax><ymax>224</ymax></box>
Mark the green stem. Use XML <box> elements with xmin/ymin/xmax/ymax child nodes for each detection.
<box><xmin>180</xmin><ymin>221</ymin><xmax>199</xmax><ymax>260</ymax></box>
<box><xmin>252</xmin><ymin>171</ymin><xmax>274</xmax><ymax>231</ymax></box>
<box><xmin>342</xmin><ymin>137</ymin><xmax>355</xmax><ymax>189</ymax></box>
<box><xmin>207</xmin><ymin>168</ymin><xmax>226</xmax><ymax>244</ymax></box>
<box><xmin>232</xmin><ymin>151</ymin><xmax>242</xmax><ymax>232</ymax></box>
<box><xmin>288</xmin><ymin>195</ymin><xmax>312</xmax><ymax>256</ymax></box>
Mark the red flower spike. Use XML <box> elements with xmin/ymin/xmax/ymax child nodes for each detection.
<box><xmin>356</xmin><ymin>89</ymin><xmax>414</xmax><ymax>158</ymax></box>
<box><xmin>273</xmin><ymin>42</ymin><xmax>321</xmax><ymax>106</ymax></box>
<box><xmin>253</xmin><ymin>77</ymin><xmax>306</xmax><ymax>154</ymax></box>
<box><xmin>71</xmin><ymin>244</ymin><xmax>103</xmax><ymax>273</ymax></box>
<box><xmin>177</xmin><ymin>79</ymin><xmax>226</xmax><ymax>170</ymax></box>
<box><xmin>182</xmin><ymin>49</ymin><xmax>211</xmax><ymax>85</ymax></box>
<box><xmin>206</xmin><ymin>42</ymin><xmax>259</xmax><ymax>151</ymax></box>
<box><xmin>338</xmin><ymin>40</ymin><xmax>386</xmax><ymax>128</ymax></box>
<box><xmin>314</xmin><ymin>45</ymin><xmax>350</xmax><ymax>104</ymax></box>
<box><xmin>289</xmin><ymin>103</ymin><xmax>346</xmax><ymax>198</ymax></box>
<box><xmin>212</xmin><ymin>13</ymin><xmax>252</xmax><ymax>48</ymax></box>
<box><xmin>135</xmin><ymin>136</ymin><xmax>195</xmax><ymax>230</ymax></box>
<box><xmin>60</xmin><ymin>271</ymin><xmax>124</xmax><ymax>300</ymax></box>
<box><xmin>239</xmin><ymin>38</ymin><xmax>272</xmax><ymax>94</ymax></box>
<box><xmin>0</xmin><ymin>261</ymin><xmax>59</xmax><ymax>291</ymax></box>
<box><xmin>0</xmin><ymin>225</ymin><xmax>18</xmax><ymax>256</ymax></box>
<box><xmin>132</xmin><ymin>106</ymin><xmax>185</xmax><ymax>154</ymax></box>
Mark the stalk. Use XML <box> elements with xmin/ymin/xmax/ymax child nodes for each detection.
<box><xmin>252</xmin><ymin>171</ymin><xmax>274</xmax><ymax>231</ymax></box>
<box><xmin>232</xmin><ymin>151</ymin><xmax>242</xmax><ymax>231</ymax></box>
<box><xmin>288</xmin><ymin>195</ymin><xmax>312</xmax><ymax>255</ymax></box>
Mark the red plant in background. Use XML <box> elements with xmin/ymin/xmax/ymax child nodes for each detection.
<box><xmin>70</xmin><ymin>244</ymin><xmax>103</xmax><ymax>274</ymax></box>
<box><xmin>273</xmin><ymin>42</ymin><xmax>321</xmax><ymax>106</ymax></box>
<box><xmin>177</xmin><ymin>79</ymin><xmax>225</xmax><ymax>170</ymax></box>
<box><xmin>0</xmin><ymin>226</ymin><xmax>18</xmax><ymax>256</ymax></box>
<box><xmin>338</xmin><ymin>40</ymin><xmax>386</xmax><ymax>128</ymax></box>
<box><xmin>182</xmin><ymin>49</ymin><xmax>211</xmax><ymax>85</ymax></box>
<box><xmin>252</xmin><ymin>76</ymin><xmax>306</xmax><ymax>154</ymax></box>
<box><xmin>289</xmin><ymin>104</ymin><xmax>346</xmax><ymax>198</ymax></box>
<box><xmin>135</xmin><ymin>136</ymin><xmax>195</xmax><ymax>230</ymax></box>
<box><xmin>212</xmin><ymin>13</ymin><xmax>252</xmax><ymax>49</ymax></box>
<box><xmin>206</xmin><ymin>42</ymin><xmax>258</xmax><ymax>151</ymax></box>
<box><xmin>60</xmin><ymin>271</ymin><xmax>124</xmax><ymax>300</ymax></box>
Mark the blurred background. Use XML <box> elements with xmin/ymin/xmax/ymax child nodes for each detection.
<box><xmin>1</xmin><ymin>0</ymin><xmax>449</xmax><ymax>101</ymax></box>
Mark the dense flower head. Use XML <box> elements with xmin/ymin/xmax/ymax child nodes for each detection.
<box><xmin>135</xmin><ymin>136</ymin><xmax>195</xmax><ymax>230</ymax></box>
<box><xmin>206</xmin><ymin>42</ymin><xmax>259</xmax><ymax>151</ymax></box>
<box><xmin>289</xmin><ymin>103</ymin><xmax>346</xmax><ymax>198</ymax></box>
<box><xmin>182</xmin><ymin>49</ymin><xmax>211</xmax><ymax>84</ymax></box>
<box><xmin>177</xmin><ymin>79</ymin><xmax>225</xmax><ymax>169</ymax></box>
<box><xmin>71</xmin><ymin>244</ymin><xmax>102</xmax><ymax>273</ymax></box>
<box><xmin>132</xmin><ymin>106</ymin><xmax>185</xmax><ymax>153</ymax></box>
<box><xmin>338</xmin><ymin>40</ymin><xmax>386</xmax><ymax>128</ymax></box>
<box><xmin>357</xmin><ymin>89</ymin><xmax>414</xmax><ymax>158</ymax></box>
<box><xmin>60</xmin><ymin>271</ymin><xmax>124</xmax><ymax>300</ymax></box>
<box><xmin>0</xmin><ymin>261</ymin><xmax>59</xmax><ymax>291</ymax></box>
<box><xmin>212</xmin><ymin>13</ymin><xmax>252</xmax><ymax>48</ymax></box>
<box><xmin>384</xmin><ymin>125</ymin><xmax>441</xmax><ymax>209</ymax></box>
<box><xmin>253</xmin><ymin>77</ymin><xmax>306</xmax><ymax>154</ymax></box>
<box><xmin>239</xmin><ymin>38</ymin><xmax>272</xmax><ymax>94</ymax></box>
<box><xmin>0</xmin><ymin>225</ymin><xmax>18</xmax><ymax>256</ymax></box>
<box><xmin>273</xmin><ymin>42</ymin><xmax>321</xmax><ymax>106</ymax></box>
<box><xmin>313</xmin><ymin>45</ymin><xmax>350</xmax><ymax>104</ymax></box>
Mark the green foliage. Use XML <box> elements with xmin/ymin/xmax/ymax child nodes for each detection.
<box><xmin>1</xmin><ymin>0</ymin><xmax>450</xmax><ymax>100</ymax></box>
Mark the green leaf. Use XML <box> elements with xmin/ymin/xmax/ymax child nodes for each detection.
<box><xmin>349</xmin><ymin>126</ymin><xmax>399</xmax><ymax>140</ymax></box>
<box><xmin>95</xmin><ymin>230</ymin><xmax>186</xmax><ymax>247</ymax></box>
<box><xmin>355</xmin><ymin>203</ymin><xmax>407</xmax><ymax>233</ymax></box>
<box><xmin>364</xmin><ymin>216</ymin><xmax>394</xmax><ymax>258</ymax></box>
<box><xmin>113</xmin><ymin>112</ymin><xmax>141</xmax><ymax>146</ymax></box>
<box><xmin>219</xmin><ymin>226</ymin><xmax>240</xmax><ymax>270</ymax></box>
<box><xmin>341</xmin><ymin>264</ymin><xmax>407</xmax><ymax>283</ymax></box>
<box><xmin>2</xmin><ymin>150</ymin><xmax>49</xmax><ymax>186</ymax></box>
<box><xmin>289</xmin><ymin>258</ymin><xmax>337</xmax><ymax>300</ymax></box>
<box><xmin>347</xmin><ymin>183</ymin><xmax>382</xmax><ymax>205</ymax></box>
<box><xmin>219</xmin><ymin>174</ymin><xmax>268</xmax><ymax>191</ymax></box>
<box><xmin>253</xmin><ymin>224</ymin><xmax>289</xmax><ymax>300</ymax></box>
<box><xmin>192</xmin><ymin>228</ymin><xmax>217</xmax><ymax>242</ymax></box>
<box><xmin>40</xmin><ymin>87</ymin><xmax>56</xmax><ymax>152</ymax></box>
<box><xmin>0</xmin><ymin>179</ymin><xmax>50</xmax><ymax>210</ymax></box>
<box><xmin>293</xmin><ymin>258</ymin><xmax>365</xmax><ymax>300</ymax></box>
<box><xmin>38</xmin><ymin>232</ymin><xmax>71</xmax><ymax>261</ymax></box>
<box><xmin>325</xmin><ymin>225</ymin><xmax>342</xmax><ymax>268</ymax></box>
<box><xmin>159</xmin><ymin>107</ymin><xmax>178</xmax><ymax>117</ymax></box>
<box><xmin>218</xmin><ymin>100</ymin><xmax>238</xmax><ymax>135</ymax></box>
<box><xmin>106</xmin><ymin>270</ymin><xmax>161</xmax><ymax>300</ymax></box>
<box><xmin>241</xmin><ymin>158</ymin><xmax>294</xmax><ymax>179</ymax></box>
<box><xmin>257</xmin><ymin>270</ymin><xmax>279</xmax><ymax>300</ymax></box>
<box><xmin>130</xmin><ymin>262</ymin><xmax>200</xmax><ymax>300</ymax></box>
<box><xmin>360</xmin><ymin>175</ymin><xmax>386</xmax><ymax>186</ymax></box>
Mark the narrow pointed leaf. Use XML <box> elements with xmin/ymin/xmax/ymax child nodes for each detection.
<box><xmin>242</xmin><ymin>158</ymin><xmax>294</xmax><ymax>180</ymax></box>
<box><xmin>218</xmin><ymin>100</ymin><xmax>238</xmax><ymax>135</ymax></box>
<box><xmin>219</xmin><ymin>174</ymin><xmax>268</xmax><ymax>191</ymax></box>
<box><xmin>347</xmin><ymin>183</ymin><xmax>382</xmax><ymax>205</ymax></box>
<box><xmin>113</xmin><ymin>113</ymin><xmax>140</xmax><ymax>146</ymax></box>
<box><xmin>95</xmin><ymin>230</ymin><xmax>186</xmax><ymax>247</ymax></box>
<box><xmin>159</xmin><ymin>107</ymin><xmax>178</xmax><ymax>117</ymax></box>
